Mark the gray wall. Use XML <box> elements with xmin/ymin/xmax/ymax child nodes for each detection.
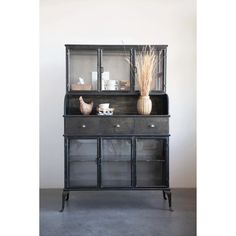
<box><xmin>40</xmin><ymin>0</ymin><xmax>196</xmax><ymax>188</ymax></box>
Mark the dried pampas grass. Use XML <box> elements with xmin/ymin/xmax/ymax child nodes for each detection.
<box><xmin>136</xmin><ymin>46</ymin><xmax>157</xmax><ymax>96</ymax></box>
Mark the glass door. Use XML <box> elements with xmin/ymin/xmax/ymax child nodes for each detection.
<box><xmin>101</xmin><ymin>138</ymin><xmax>132</xmax><ymax>187</ymax></box>
<box><xmin>101</xmin><ymin>50</ymin><xmax>131</xmax><ymax>91</ymax></box>
<box><xmin>134</xmin><ymin>49</ymin><xmax>165</xmax><ymax>92</ymax></box>
<box><xmin>68</xmin><ymin>139</ymin><xmax>97</xmax><ymax>187</ymax></box>
<box><xmin>136</xmin><ymin>138</ymin><xmax>167</xmax><ymax>187</ymax></box>
<box><xmin>68</xmin><ymin>49</ymin><xmax>98</xmax><ymax>91</ymax></box>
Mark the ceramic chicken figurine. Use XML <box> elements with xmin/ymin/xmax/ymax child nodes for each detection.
<box><xmin>79</xmin><ymin>96</ymin><xmax>93</xmax><ymax>115</ymax></box>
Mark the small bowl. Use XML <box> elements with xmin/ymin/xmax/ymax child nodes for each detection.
<box><xmin>99</xmin><ymin>103</ymin><xmax>110</xmax><ymax>109</ymax></box>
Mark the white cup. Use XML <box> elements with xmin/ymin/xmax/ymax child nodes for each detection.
<box><xmin>106</xmin><ymin>80</ymin><xmax>119</xmax><ymax>90</ymax></box>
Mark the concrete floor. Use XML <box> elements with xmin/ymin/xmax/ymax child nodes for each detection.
<box><xmin>40</xmin><ymin>189</ymin><xmax>196</xmax><ymax>236</ymax></box>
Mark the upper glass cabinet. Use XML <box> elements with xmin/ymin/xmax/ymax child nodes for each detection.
<box><xmin>66</xmin><ymin>45</ymin><xmax>167</xmax><ymax>93</ymax></box>
<box><xmin>101</xmin><ymin>50</ymin><xmax>130</xmax><ymax>91</ymax></box>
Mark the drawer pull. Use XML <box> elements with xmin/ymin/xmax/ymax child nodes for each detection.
<box><xmin>115</xmin><ymin>124</ymin><xmax>120</xmax><ymax>128</ymax></box>
<box><xmin>149</xmin><ymin>124</ymin><xmax>155</xmax><ymax>128</ymax></box>
<box><xmin>82</xmin><ymin>124</ymin><xmax>86</xmax><ymax>128</ymax></box>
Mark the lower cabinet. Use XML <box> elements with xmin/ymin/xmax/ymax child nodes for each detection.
<box><xmin>66</xmin><ymin>137</ymin><xmax>168</xmax><ymax>189</ymax></box>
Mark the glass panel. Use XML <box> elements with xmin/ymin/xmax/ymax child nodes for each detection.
<box><xmin>69</xmin><ymin>50</ymin><xmax>97</xmax><ymax>91</ymax></box>
<box><xmin>136</xmin><ymin>162</ymin><xmax>164</xmax><ymax>186</ymax></box>
<box><xmin>136</xmin><ymin>139</ymin><xmax>165</xmax><ymax>187</ymax></box>
<box><xmin>101</xmin><ymin>162</ymin><xmax>131</xmax><ymax>187</ymax></box>
<box><xmin>69</xmin><ymin>139</ymin><xmax>97</xmax><ymax>161</ymax></box>
<box><xmin>101</xmin><ymin>139</ymin><xmax>131</xmax><ymax>187</ymax></box>
<box><xmin>135</xmin><ymin>49</ymin><xmax>164</xmax><ymax>91</ymax></box>
<box><xmin>102</xmin><ymin>139</ymin><xmax>131</xmax><ymax>161</ymax></box>
<box><xmin>69</xmin><ymin>161</ymin><xmax>97</xmax><ymax>187</ymax></box>
<box><xmin>102</xmin><ymin>50</ymin><xmax>130</xmax><ymax>91</ymax></box>
<box><xmin>69</xmin><ymin>139</ymin><xmax>97</xmax><ymax>187</ymax></box>
<box><xmin>136</xmin><ymin>139</ymin><xmax>165</xmax><ymax>161</ymax></box>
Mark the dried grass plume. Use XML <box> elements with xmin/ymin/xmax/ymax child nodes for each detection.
<box><xmin>136</xmin><ymin>46</ymin><xmax>157</xmax><ymax>96</ymax></box>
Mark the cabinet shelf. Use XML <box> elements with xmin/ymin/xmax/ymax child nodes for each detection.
<box><xmin>70</xmin><ymin>155</ymin><xmax>96</xmax><ymax>158</ymax></box>
<box><xmin>101</xmin><ymin>160</ymin><xmax>131</xmax><ymax>162</ymax></box>
<box><xmin>64</xmin><ymin>93</ymin><xmax>169</xmax><ymax>116</ymax></box>
<box><xmin>102</xmin><ymin>154</ymin><xmax>131</xmax><ymax>157</ymax></box>
<box><xmin>70</xmin><ymin>159</ymin><xmax>165</xmax><ymax>163</ymax></box>
<box><xmin>136</xmin><ymin>160</ymin><xmax>165</xmax><ymax>162</ymax></box>
<box><xmin>69</xmin><ymin>159</ymin><xmax>96</xmax><ymax>162</ymax></box>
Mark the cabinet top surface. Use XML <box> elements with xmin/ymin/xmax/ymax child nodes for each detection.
<box><xmin>63</xmin><ymin>114</ymin><xmax>170</xmax><ymax>117</ymax></box>
<box><xmin>65</xmin><ymin>44</ymin><xmax>168</xmax><ymax>50</ymax></box>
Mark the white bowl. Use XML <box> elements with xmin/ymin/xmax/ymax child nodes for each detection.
<box><xmin>99</xmin><ymin>103</ymin><xmax>110</xmax><ymax>109</ymax></box>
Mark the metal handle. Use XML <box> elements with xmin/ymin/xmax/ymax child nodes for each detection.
<box><xmin>82</xmin><ymin>124</ymin><xmax>86</xmax><ymax>128</ymax></box>
<box><xmin>149</xmin><ymin>124</ymin><xmax>155</xmax><ymax>128</ymax></box>
<box><xmin>115</xmin><ymin>124</ymin><xmax>120</xmax><ymax>128</ymax></box>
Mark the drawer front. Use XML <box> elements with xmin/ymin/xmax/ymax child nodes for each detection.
<box><xmin>134</xmin><ymin>117</ymin><xmax>169</xmax><ymax>135</ymax></box>
<box><xmin>100</xmin><ymin>117</ymin><xmax>134</xmax><ymax>135</ymax></box>
<box><xmin>65</xmin><ymin>117</ymin><xmax>100</xmax><ymax>135</ymax></box>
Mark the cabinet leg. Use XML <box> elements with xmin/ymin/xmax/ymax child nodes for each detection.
<box><xmin>165</xmin><ymin>190</ymin><xmax>173</xmax><ymax>211</ymax></box>
<box><xmin>59</xmin><ymin>191</ymin><xmax>68</xmax><ymax>212</ymax></box>
<box><xmin>162</xmin><ymin>190</ymin><xmax>167</xmax><ymax>200</ymax></box>
<box><xmin>65</xmin><ymin>192</ymin><xmax>70</xmax><ymax>201</ymax></box>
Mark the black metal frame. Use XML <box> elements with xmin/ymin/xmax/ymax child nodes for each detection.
<box><xmin>60</xmin><ymin>44</ymin><xmax>172</xmax><ymax>212</ymax></box>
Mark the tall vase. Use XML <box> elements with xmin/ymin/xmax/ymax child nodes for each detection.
<box><xmin>137</xmin><ymin>96</ymin><xmax>152</xmax><ymax>115</ymax></box>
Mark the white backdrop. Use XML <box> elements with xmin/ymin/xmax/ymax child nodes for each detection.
<box><xmin>40</xmin><ymin>0</ymin><xmax>196</xmax><ymax>188</ymax></box>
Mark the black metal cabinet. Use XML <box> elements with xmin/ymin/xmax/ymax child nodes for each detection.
<box><xmin>61</xmin><ymin>45</ymin><xmax>172</xmax><ymax>212</ymax></box>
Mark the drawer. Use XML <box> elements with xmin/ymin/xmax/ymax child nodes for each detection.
<box><xmin>100</xmin><ymin>117</ymin><xmax>134</xmax><ymax>135</ymax></box>
<box><xmin>65</xmin><ymin>117</ymin><xmax>100</xmax><ymax>136</ymax></box>
<box><xmin>134</xmin><ymin>117</ymin><xmax>169</xmax><ymax>135</ymax></box>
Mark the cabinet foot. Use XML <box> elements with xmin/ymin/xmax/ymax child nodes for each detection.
<box><xmin>162</xmin><ymin>190</ymin><xmax>167</xmax><ymax>200</ymax></box>
<box><xmin>59</xmin><ymin>190</ymin><xmax>68</xmax><ymax>212</ymax></box>
<box><xmin>164</xmin><ymin>190</ymin><xmax>173</xmax><ymax>211</ymax></box>
<box><xmin>65</xmin><ymin>192</ymin><xmax>70</xmax><ymax>201</ymax></box>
